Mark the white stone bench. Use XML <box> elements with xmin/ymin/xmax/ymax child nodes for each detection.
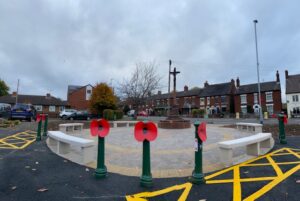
<box><xmin>236</xmin><ymin>122</ymin><xmax>262</xmax><ymax>133</ymax></box>
<box><xmin>48</xmin><ymin>131</ymin><xmax>94</xmax><ymax>164</ymax></box>
<box><xmin>59</xmin><ymin>123</ymin><xmax>84</xmax><ymax>134</ymax></box>
<box><xmin>110</xmin><ymin>121</ymin><xmax>138</xmax><ymax>128</ymax></box>
<box><xmin>218</xmin><ymin>133</ymin><xmax>274</xmax><ymax>167</ymax></box>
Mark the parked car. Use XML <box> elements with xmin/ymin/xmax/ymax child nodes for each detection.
<box><xmin>67</xmin><ymin>110</ymin><xmax>91</xmax><ymax>120</ymax></box>
<box><xmin>10</xmin><ymin>103</ymin><xmax>37</xmax><ymax>122</ymax></box>
<box><xmin>137</xmin><ymin>111</ymin><xmax>148</xmax><ymax>116</ymax></box>
<box><xmin>127</xmin><ymin>110</ymin><xmax>135</xmax><ymax>117</ymax></box>
<box><xmin>59</xmin><ymin>109</ymin><xmax>77</xmax><ymax>119</ymax></box>
<box><xmin>0</xmin><ymin>103</ymin><xmax>11</xmax><ymax>118</ymax></box>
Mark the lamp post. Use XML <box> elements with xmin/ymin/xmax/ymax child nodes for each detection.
<box><xmin>253</xmin><ymin>19</ymin><xmax>263</xmax><ymax>124</ymax></box>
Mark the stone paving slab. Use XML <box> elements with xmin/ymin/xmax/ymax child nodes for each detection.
<box><xmin>47</xmin><ymin>124</ymin><xmax>263</xmax><ymax>178</ymax></box>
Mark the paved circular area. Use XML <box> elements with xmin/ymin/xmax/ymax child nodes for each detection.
<box><xmin>47</xmin><ymin>124</ymin><xmax>255</xmax><ymax>178</ymax></box>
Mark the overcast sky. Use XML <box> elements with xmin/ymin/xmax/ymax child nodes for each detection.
<box><xmin>1</xmin><ymin>0</ymin><xmax>300</xmax><ymax>101</ymax></box>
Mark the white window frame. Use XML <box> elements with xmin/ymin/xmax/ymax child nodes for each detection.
<box><xmin>266</xmin><ymin>92</ymin><xmax>273</xmax><ymax>102</ymax></box>
<box><xmin>34</xmin><ymin>105</ymin><xmax>43</xmax><ymax>112</ymax></box>
<box><xmin>207</xmin><ymin>97</ymin><xmax>210</xmax><ymax>105</ymax></box>
<box><xmin>254</xmin><ymin>93</ymin><xmax>258</xmax><ymax>104</ymax></box>
<box><xmin>292</xmin><ymin>95</ymin><xmax>299</xmax><ymax>102</ymax></box>
<box><xmin>221</xmin><ymin>96</ymin><xmax>227</xmax><ymax>103</ymax></box>
<box><xmin>59</xmin><ymin>106</ymin><xmax>65</xmax><ymax>112</ymax></box>
<box><xmin>266</xmin><ymin>104</ymin><xmax>274</xmax><ymax>115</ymax></box>
<box><xmin>49</xmin><ymin>105</ymin><xmax>56</xmax><ymax>112</ymax></box>
<box><xmin>200</xmin><ymin>98</ymin><xmax>205</xmax><ymax>106</ymax></box>
<box><xmin>240</xmin><ymin>94</ymin><xmax>247</xmax><ymax>104</ymax></box>
<box><xmin>241</xmin><ymin>105</ymin><xmax>247</xmax><ymax>114</ymax></box>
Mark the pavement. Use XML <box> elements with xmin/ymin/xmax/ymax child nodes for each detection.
<box><xmin>47</xmin><ymin>124</ymin><xmax>257</xmax><ymax>178</ymax></box>
<box><xmin>1</xmin><ymin>128</ymin><xmax>300</xmax><ymax>200</ymax></box>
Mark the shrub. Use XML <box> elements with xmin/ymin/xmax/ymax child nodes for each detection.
<box><xmin>192</xmin><ymin>109</ymin><xmax>205</xmax><ymax>117</ymax></box>
<box><xmin>103</xmin><ymin>109</ymin><xmax>114</xmax><ymax>120</ymax></box>
<box><xmin>114</xmin><ymin>110</ymin><xmax>123</xmax><ymax>120</ymax></box>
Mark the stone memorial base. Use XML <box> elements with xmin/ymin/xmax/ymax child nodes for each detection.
<box><xmin>158</xmin><ymin>116</ymin><xmax>191</xmax><ymax>129</ymax></box>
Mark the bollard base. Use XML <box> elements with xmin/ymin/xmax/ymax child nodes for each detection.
<box><xmin>140</xmin><ymin>175</ymin><xmax>153</xmax><ymax>188</ymax></box>
<box><xmin>280</xmin><ymin>139</ymin><xmax>287</xmax><ymax>144</ymax></box>
<box><xmin>94</xmin><ymin>167</ymin><xmax>107</xmax><ymax>179</ymax></box>
<box><xmin>43</xmin><ymin>132</ymin><xmax>47</xmax><ymax>137</ymax></box>
<box><xmin>188</xmin><ymin>172</ymin><xmax>205</xmax><ymax>185</ymax></box>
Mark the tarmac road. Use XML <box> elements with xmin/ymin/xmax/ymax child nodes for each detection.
<box><xmin>1</xmin><ymin>129</ymin><xmax>300</xmax><ymax>201</ymax></box>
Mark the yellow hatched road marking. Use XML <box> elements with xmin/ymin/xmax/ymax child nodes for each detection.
<box><xmin>205</xmin><ymin>148</ymin><xmax>300</xmax><ymax>200</ymax></box>
<box><xmin>0</xmin><ymin>131</ymin><xmax>36</xmax><ymax>149</ymax></box>
<box><xmin>126</xmin><ymin>182</ymin><xmax>192</xmax><ymax>201</ymax></box>
<box><xmin>266</xmin><ymin>156</ymin><xmax>283</xmax><ymax>176</ymax></box>
<box><xmin>233</xmin><ymin>166</ymin><xmax>241</xmax><ymax>201</ymax></box>
<box><xmin>243</xmin><ymin>164</ymin><xmax>300</xmax><ymax>201</ymax></box>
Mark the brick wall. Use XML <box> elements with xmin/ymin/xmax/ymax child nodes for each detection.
<box><xmin>68</xmin><ymin>87</ymin><xmax>89</xmax><ymax>110</ymax></box>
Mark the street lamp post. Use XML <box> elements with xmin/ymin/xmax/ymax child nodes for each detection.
<box><xmin>253</xmin><ymin>19</ymin><xmax>263</xmax><ymax>124</ymax></box>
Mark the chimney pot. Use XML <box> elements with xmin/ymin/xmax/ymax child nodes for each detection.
<box><xmin>204</xmin><ymin>81</ymin><xmax>209</xmax><ymax>87</ymax></box>
<box><xmin>285</xmin><ymin>70</ymin><xmax>288</xmax><ymax>79</ymax></box>
<box><xmin>184</xmin><ymin>85</ymin><xmax>188</xmax><ymax>91</ymax></box>
<box><xmin>276</xmin><ymin>70</ymin><xmax>280</xmax><ymax>82</ymax></box>
<box><xmin>236</xmin><ymin>77</ymin><xmax>240</xmax><ymax>87</ymax></box>
<box><xmin>158</xmin><ymin>91</ymin><xmax>162</xmax><ymax>95</ymax></box>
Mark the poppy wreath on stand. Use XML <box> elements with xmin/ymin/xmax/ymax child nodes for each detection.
<box><xmin>90</xmin><ymin>119</ymin><xmax>110</xmax><ymax>137</ymax></box>
<box><xmin>134</xmin><ymin>121</ymin><xmax>157</xmax><ymax>142</ymax></box>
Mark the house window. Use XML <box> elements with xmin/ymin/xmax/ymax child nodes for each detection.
<box><xmin>156</xmin><ymin>100</ymin><xmax>160</xmax><ymax>105</ymax></box>
<box><xmin>176</xmin><ymin>98</ymin><xmax>179</xmax><ymax>104</ymax></box>
<box><xmin>87</xmin><ymin>90</ymin><xmax>91</xmax><ymax>94</ymax></box>
<box><xmin>240</xmin><ymin>94</ymin><xmax>247</xmax><ymax>104</ymax></box>
<box><xmin>59</xmin><ymin>106</ymin><xmax>65</xmax><ymax>111</ymax></box>
<box><xmin>241</xmin><ymin>105</ymin><xmax>247</xmax><ymax>114</ymax></box>
<box><xmin>207</xmin><ymin>97</ymin><xmax>210</xmax><ymax>105</ymax></box>
<box><xmin>254</xmin><ymin>93</ymin><xmax>258</xmax><ymax>104</ymax></box>
<box><xmin>49</xmin><ymin>106</ymin><xmax>56</xmax><ymax>112</ymax></box>
<box><xmin>266</xmin><ymin>92</ymin><xmax>273</xmax><ymax>102</ymax></box>
<box><xmin>200</xmin><ymin>98</ymin><xmax>205</xmax><ymax>106</ymax></box>
<box><xmin>292</xmin><ymin>95</ymin><xmax>299</xmax><ymax>102</ymax></box>
<box><xmin>266</xmin><ymin>104</ymin><xmax>274</xmax><ymax>115</ymax></box>
<box><xmin>221</xmin><ymin>96</ymin><xmax>227</xmax><ymax>103</ymax></box>
<box><xmin>34</xmin><ymin>105</ymin><xmax>43</xmax><ymax>112</ymax></box>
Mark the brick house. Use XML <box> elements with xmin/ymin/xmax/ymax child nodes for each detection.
<box><xmin>67</xmin><ymin>84</ymin><xmax>94</xmax><ymax>110</ymax></box>
<box><xmin>145</xmin><ymin>79</ymin><xmax>236</xmax><ymax>116</ymax></box>
<box><xmin>234</xmin><ymin>71</ymin><xmax>282</xmax><ymax>116</ymax></box>
<box><xmin>0</xmin><ymin>93</ymin><xmax>67</xmax><ymax>117</ymax></box>
<box><xmin>285</xmin><ymin>70</ymin><xmax>300</xmax><ymax>118</ymax></box>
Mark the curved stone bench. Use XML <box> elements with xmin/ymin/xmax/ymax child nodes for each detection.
<box><xmin>110</xmin><ymin>121</ymin><xmax>138</xmax><ymax>128</ymax></box>
<box><xmin>59</xmin><ymin>123</ymin><xmax>84</xmax><ymax>134</ymax></box>
<box><xmin>236</xmin><ymin>122</ymin><xmax>262</xmax><ymax>133</ymax></box>
<box><xmin>48</xmin><ymin>131</ymin><xmax>94</xmax><ymax>164</ymax></box>
<box><xmin>218</xmin><ymin>133</ymin><xmax>274</xmax><ymax>167</ymax></box>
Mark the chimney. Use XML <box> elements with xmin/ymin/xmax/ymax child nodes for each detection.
<box><xmin>231</xmin><ymin>79</ymin><xmax>235</xmax><ymax>85</ymax></box>
<box><xmin>12</xmin><ymin>91</ymin><xmax>17</xmax><ymax>97</ymax></box>
<box><xmin>276</xmin><ymin>70</ymin><xmax>280</xmax><ymax>82</ymax></box>
<box><xmin>236</xmin><ymin>77</ymin><xmax>240</xmax><ymax>88</ymax></box>
<box><xmin>46</xmin><ymin>93</ymin><xmax>51</xmax><ymax>99</ymax></box>
<box><xmin>204</xmin><ymin>81</ymin><xmax>209</xmax><ymax>87</ymax></box>
<box><xmin>184</xmin><ymin>85</ymin><xmax>188</xmax><ymax>92</ymax></box>
<box><xmin>285</xmin><ymin>70</ymin><xmax>288</xmax><ymax>79</ymax></box>
<box><xmin>158</xmin><ymin>91</ymin><xmax>161</xmax><ymax>95</ymax></box>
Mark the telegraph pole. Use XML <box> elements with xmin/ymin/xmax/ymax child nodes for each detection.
<box><xmin>16</xmin><ymin>79</ymin><xmax>20</xmax><ymax>104</ymax></box>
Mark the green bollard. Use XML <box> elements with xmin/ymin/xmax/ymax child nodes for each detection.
<box><xmin>43</xmin><ymin>114</ymin><xmax>48</xmax><ymax>136</ymax></box>
<box><xmin>36</xmin><ymin>120</ymin><xmax>42</xmax><ymax>141</ymax></box>
<box><xmin>140</xmin><ymin>140</ymin><xmax>153</xmax><ymax>187</ymax></box>
<box><xmin>278</xmin><ymin>114</ymin><xmax>287</xmax><ymax>144</ymax></box>
<box><xmin>189</xmin><ymin>121</ymin><xmax>205</xmax><ymax>184</ymax></box>
<box><xmin>94</xmin><ymin>136</ymin><xmax>107</xmax><ymax>178</ymax></box>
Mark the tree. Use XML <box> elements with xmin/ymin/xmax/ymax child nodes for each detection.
<box><xmin>89</xmin><ymin>83</ymin><xmax>117</xmax><ymax>116</ymax></box>
<box><xmin>0</xmin><ymin>79</ymin><xmax>9</xmax><ymax>96</ymax></box>
<box><xmin>118</xmin><ymin>61</ymin><xmax>162</xmax><ymax>110</ymax></box>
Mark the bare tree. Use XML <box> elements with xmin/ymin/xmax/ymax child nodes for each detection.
<box><xmin>118</xmin><ymin>61</ymin><xmax>162</xmax><ymax>110</ymax></box>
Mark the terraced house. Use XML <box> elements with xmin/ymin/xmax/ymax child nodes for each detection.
<box><xmin>144</xmin><ymin>71</ymin><xmax>282</xmax><ymax>117</ymax></box>
<box><xmin>0</xmin><ymin>92</ymin><xmax>67</xmax><ymax>117</ymax></box>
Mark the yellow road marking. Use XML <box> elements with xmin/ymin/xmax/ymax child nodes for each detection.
<box><xmin>244</xmin><ymin>164</ymin><xmax>300</xmax><ymax>201</ymax></box>
<box><xmin>205</xmin><ymin>148</ymin><xmax>300</xmax><ymax>200</ymax></box>
<box><xmin>126</xmin><ymin>182</ymin><xmax>192</xmax><ymax>201</ymax></box>
<box><xmin>0</xmin><ymin>131</ymin><xmax>36</xmax><ymax>149</ymax></box>
<box><xmin>233</xmin><ymin>166</ymin><xmax>241</xmax><ymax>201</ymax></box>
<box><xmin>266</xmin><ymin>156</ymin><xmax>283</xmax><ymax>176</ymax></box>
